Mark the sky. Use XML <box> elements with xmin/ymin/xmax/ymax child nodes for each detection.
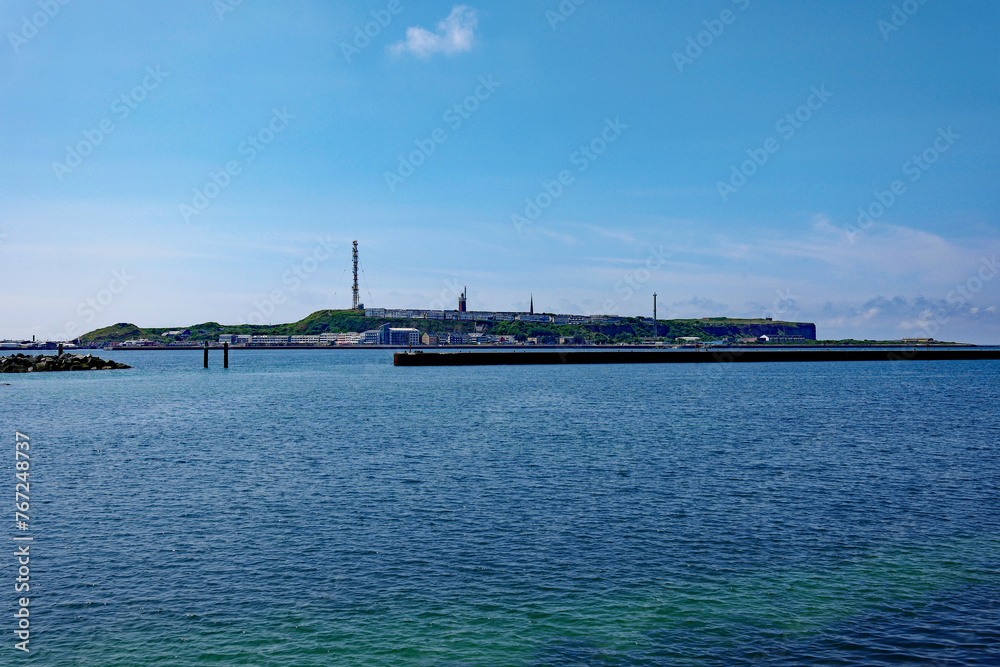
<box><xmin>1</xmin><ymin>0</ymin><xmax>998</xmax><ymax>342</ymax></box>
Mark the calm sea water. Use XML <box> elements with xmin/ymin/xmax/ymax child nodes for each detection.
<box><xmin>2</xmin><ymin>350</ymin><xmax>998</xmax><ymax>665</ymax></box>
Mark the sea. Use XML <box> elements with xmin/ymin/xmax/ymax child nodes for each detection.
<box><xmin>1</xmin><ymin>349</ymin><xmax>998</xmax><ymax>666</ymax></box>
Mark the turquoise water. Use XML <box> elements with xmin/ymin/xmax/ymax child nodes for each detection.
<box><xmin>2</xmin><ymin>350</ymin><xmax>998</xmax><ymax>665</ymax></box>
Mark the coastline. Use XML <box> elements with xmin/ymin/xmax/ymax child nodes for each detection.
<box><xmin>43</xmin><ymin>342</ymin><xmax>992</xmax><ymax>352</ymax></box>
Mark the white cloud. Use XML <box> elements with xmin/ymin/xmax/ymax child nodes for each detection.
<box><xmin>390</xmin><ymin>6</ymin><xmax>478</xmax><ymax>58</ymax></box>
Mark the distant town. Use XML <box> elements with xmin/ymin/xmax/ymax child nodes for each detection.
<box><xmin>1</xmin><ymin>303</ymin><xmax>942</xmax><ymax>351</ymax></box>
<box><xmin>0</xmin><ymin>245</ymin><xmax>945</xmax><ymax>350</ymax></box>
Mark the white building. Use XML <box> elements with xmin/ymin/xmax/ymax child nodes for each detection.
<box><xmin>120</xmin><ymin>339</ymin><xmax>156</xmax><ymax>347</ymax></box>
<box><xmin>251</xmin><ymin>335</ymin><xmax>290</xmax><ymax>346</ymax></box>
<box><xmin>290</xmin><ymin>335</ymin><xmax>321</xmax><ymax>345</ymax></box>
<box><xmin>335</xmin><ymin>333</ymin><xmax>362</xmax><ymax>345</ymax></box>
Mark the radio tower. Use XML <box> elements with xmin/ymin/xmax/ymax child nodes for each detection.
<box><xmin>352</xmin><ymin>240</ymin><xmax>360</xmax><ymax>310</ymax></box>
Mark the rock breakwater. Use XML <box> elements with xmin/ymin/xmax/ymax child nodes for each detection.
<box><xmin>0</xmin><ymin>353</ymin><xmax>131</xmax><ymax>373</ymax></box>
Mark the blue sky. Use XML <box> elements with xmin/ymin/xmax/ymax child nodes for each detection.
<box><xmin>1</xmin><ymin>0</ymin><xmax>998</xmax><ymax>342</ymax></box>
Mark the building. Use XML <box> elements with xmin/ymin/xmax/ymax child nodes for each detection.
<box><xmin>387</xmin><ymin>327</ymin><xmax>421</xmax><ymax>346</ymax></box>
<box><xmin>218</xmin><ymin>334</ymin><xmax>235</xmax><ymax>344</ymax></box>
<box><xmin>335</xmin><ymin>332</ymin><xmax>362</xmax><ymax>345</ymax></box>
<box><xmin>250</xmin><ymin>335</ymin><xmax>290</xmax><ymax>346</ymax></box>
<box><xmin>290</xmin><ymin>335</ymin><xmax>321</xmax><ymax>345</ymax></box>
<box><xmin>120</xmin><ymin>339</ymin><xmax>157</xmax><ymax>347</ymax></box>
<box><xmin>468</xmin><ymin>333</ymin><xmax>497</xmax><ymax>345</ymax></box>
<box><xmin>370</xmin><ymin>323</ymin><xmax>418</xmax><ymax>346</ymax></box>
<box><xmin>422</xmin><ymin>333</ymin><xmax>440</xmax><ymax>346</ymax></box>
<box><xmin>360</xmin><ymin>330</ymin><xmax>381</xmax><ymax>345</ymax></box>
<box><xmin>319</xmin><ymin>333</ymin><xmax>338</xmax><ymax>345</ymax></box>
<box><xmin>458</xmin><ymin>287</ymin><xmax>467</xmax><ymax>312</ymax></box>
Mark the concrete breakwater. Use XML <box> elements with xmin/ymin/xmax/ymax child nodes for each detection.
<box><xmin>0</xmin><ymin>353</ymin><xmax>131</xmax><ymax>373</ymax></box>
<box><xmin>394</xmin><ymin>348</ymin><xmax>1000</xmax><ymax>366</ymax></box>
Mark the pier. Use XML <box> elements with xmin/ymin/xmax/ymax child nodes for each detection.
<box><xmin>393</xmin><ymin>347</ymin><xmax>1000</xmax><ymax>366</ymax></box>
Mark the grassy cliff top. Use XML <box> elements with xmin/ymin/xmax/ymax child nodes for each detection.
<box><xmin>80</xmin><ymin>311</ymin><xmax>816</xmax><ymax>344</ymax></box>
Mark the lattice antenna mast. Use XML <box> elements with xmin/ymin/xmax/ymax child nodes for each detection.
<box><xmin>352</xmin><ymin>241</ymin><xmax>360</xmax><ymax>310</ymax></box>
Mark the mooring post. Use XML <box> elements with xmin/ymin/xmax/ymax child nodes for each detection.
<box><xmin>204</xmin><ymin>341</ymin><xmax>209</xmax><ymax>368</ymax></box>
<box><xmin>224</xmin><ymin>342</ymin><xmax>229</xmax><ymax>369</ymax></box>
<box><xmin>58</xmin><ymin>343</ymin><xmax>63</xmax><ymax>356</ymax></box>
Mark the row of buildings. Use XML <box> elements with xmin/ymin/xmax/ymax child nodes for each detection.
<box><xmin>213</xmin><ymin>325</ymin><xmax>524</xmax><ymax>347</ymax></box>
<box><xmin>363</xmin><ymin>307</ymin><xmax>644</xmax><ymax>325</ymax></box>
<box><xmin>212</xmin><ymin>324</ymin><xmax>517</xmax><ymax>348</ymax></box>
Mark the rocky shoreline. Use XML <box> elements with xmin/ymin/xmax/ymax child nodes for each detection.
<box><xmin>0</xmin><ymin>353</ymin><xmax>131</xmax><ymax>373</ymax></box>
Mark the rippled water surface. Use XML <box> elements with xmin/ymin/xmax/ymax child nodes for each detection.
<box><xmin>2</xmin><ymin>350</ymin><xmax>998</xmax><ymax>665</ymax></box>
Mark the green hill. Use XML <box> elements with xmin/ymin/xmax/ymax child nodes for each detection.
<box><xmin>80</xmin><ymin>311</ymin><xmax>818</xmax><ymax>345</ymax></box>
<box><xmin>78</xmin><ymin>322</ymin><xmax>145</xmax><ymax>343</ymax></box>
